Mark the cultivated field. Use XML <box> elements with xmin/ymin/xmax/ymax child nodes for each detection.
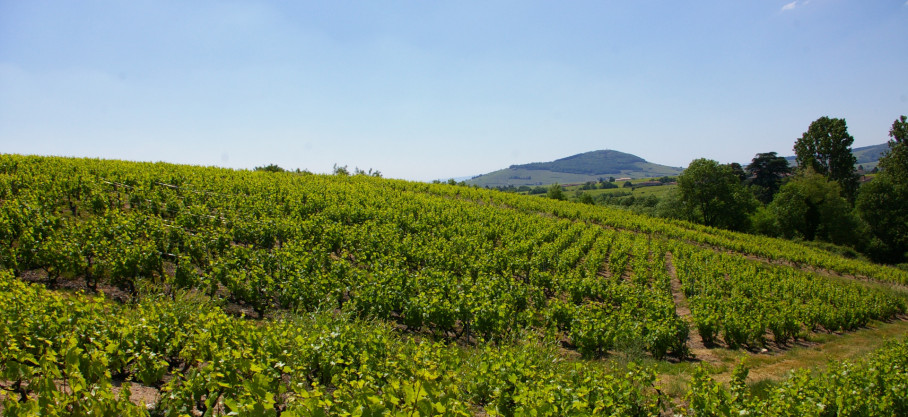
<box><xmin>1</xmin><ymin>154</ymin><xmax>906</xmax><ymax>416</ymax></box>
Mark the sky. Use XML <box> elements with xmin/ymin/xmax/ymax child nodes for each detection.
<box><xmin>1</xmin><ymin>1</ymin><xmax>907</xmax><ymax>181</ymax></box>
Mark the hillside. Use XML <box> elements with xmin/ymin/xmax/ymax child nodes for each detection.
<box><xmin>853</xmin><ymin>143</ymin><xmax>890</xmax><ymax>164</ymax></box>
<box><xmin>510</xmin><ymin>149</ymin><xmax>646</xmax><ymax>174</ymax></box>
<box><xmin>2</xmin><ymin>154</ymin><xmax>907</xmax><ymax>415</ymax></box>
<box><xmin>467</xmin><ymin>149</ymin><xmax>683</xmax><ymax>187</ymax></box>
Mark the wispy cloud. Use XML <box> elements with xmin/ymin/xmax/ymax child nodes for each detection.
<box><xmin>781</xmin><ymin>0</ymin><xmax>810</xmax><ymax>12</ymax></box>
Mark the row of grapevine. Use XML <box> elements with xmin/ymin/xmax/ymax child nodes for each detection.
<box><xmin>0</xmin><ymin>270</ymin><xmax>663</xmax><ymax>416</ymax></box>
<box><xmin>3</xmin><ymin>154</ymin><xmax>902</xmax><ymax>357</ymax></box>
<box><xmin>685</xmin><ymin>336</ymin><xmax>908</xmax><ymax>416</ymax></box>
<box><xmin>671</xmin><ymin>244</ymin><xmax>905</xmax><ymax>348</ymax></box>
<box><xmin>418</xmin><ymin>179</ymin><xmax>908</xmax><ymax>285</ymax></box>
<box><xmin>3</xmin><ymin>154</ymin><xmax>908</xmax><ymax>415</ymax></box>
<box><xmin>0</xmin><ymin>154</ymin><xmax>691</xmax><ymax>357</ymax></box>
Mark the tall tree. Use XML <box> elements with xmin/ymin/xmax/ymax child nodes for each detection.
<box><xmin>793</xmin><ymin>117</ymin><xmax>858</xmax><ymax>202</ymax></box>
<box><xmin>880</xmin><ymin>115</ymin><xmax>908</xmax><ymax>183</ymax></box>
<box><xmin>746</xmin><ymin>152</ymin><xmax>791</xmax><ymax>203</ymax></box>
<box><xmin>677</xmin><ymin>159</ymin><xmax>756</xmax><ymax>231</ymax></box>
<box><xmin>856</xmin><ymin>115</ymin><xmax>908</xmax><ymax>262</ymax></box>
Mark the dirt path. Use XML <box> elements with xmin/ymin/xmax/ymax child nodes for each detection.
<box><xmin>665</xmin><ymin>252</ymin><xmax>720</xmax><ymax>364</ymax></box>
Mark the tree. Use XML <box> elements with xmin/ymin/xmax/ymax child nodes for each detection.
<box><xmin>745</xmin><ymin>152</ymin><xmax>791</xmax><ymax>204</ymax></box>
<box><xmin>856</xmin><ymin>176</ymin><xmax>908</xmax><ymax>262</ymax></box>
<box><xmin>793</xmin><ymin>117</ymin><xmax>858</xmax><ymax>202</ymax></box>
<box><xmin>547</xmin><ymin>183</ymin><xmax>565</xmax><ymax>200</ymax></box>
<box><xmin>770</xmin><ymin>170</ymin><xmax>858</xmax><ymax>245</ymax></box>
<box><xmin>856</xmin><ymin>115</ymin><xmax>908</xmax><ymax>262</ymax></box>
<box><xmin>727</xmin><ymin>163</ymin><xmax>747</xmax><ymax>182</ymax></box>
<box><xmin>677</xmin><ymin>159</ymin><xmax>757</xmax><ymax>231</ymax></box>
<box><xmin>354</xmin><ymin>167</ymin><xmax>382</xmax><ymax>177</ymax></box>
<box><xmin>575</xmin><ymin>191</ymin><xmax>595</xmax><ymax>205</ymax></box>
<box><xmin>529</xmin><ymin>186</ymin><xmax>547</xmax><ymax>195</ymax></box>
<box><xmin>333</xmin><ymin>164</ymin><xmax>349</xmax><ymax>176</ymax></box>
<box><xmin>254</xmin><ymin>164</ymin><xmax>285</xmax><ymax>173</ymax></box>
<box><xmin>879</xmin><ymin>115</ymin><xmax>908</xmax><ymax>183</ymax></box>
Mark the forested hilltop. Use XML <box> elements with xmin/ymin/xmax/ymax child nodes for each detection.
<box><xmin>2</xmin><ymin>153</ymin><xmax>908</xmax><ymax>416</ymax></box>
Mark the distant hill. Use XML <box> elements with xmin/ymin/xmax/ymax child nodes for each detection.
<box><xmin>509</xmin><ymin>150</ymin><xmax>646</xmax><ymax>175</ymax></box>
<box><xmin>853</xmin><ymin>143</ymin><xmax>889</xmax><ymax>164</ymax></box>
<box><xmin>783</xmin><ymin>143</ymin><xmax>889</xmax><ymax>169</ymax></box>
<box><xmin>467</xmin><ymin>150</ymin><xmax>683</xmax><ymax>188</ymax></box>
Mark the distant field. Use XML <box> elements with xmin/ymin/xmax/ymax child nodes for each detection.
<box><xmin>565</xmin><ymin>181</ymin><xmax>676</xmax><ymax>197</ymax></box>
<box><xmin>520</xmin><ymin>178</ymin><xmax>679</xmax><ymax>201</ymax></box>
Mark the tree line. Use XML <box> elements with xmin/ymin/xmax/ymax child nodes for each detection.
<box><xmin>594</xmin><ymin>116</ymin><xmax>907</xmax><ymax>264</ymax></box>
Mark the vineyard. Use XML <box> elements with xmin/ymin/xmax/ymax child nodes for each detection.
<box><xmin>1</xmin><ymin>154</ymin><xmax>907</xmax><ymax>416</ymax></box>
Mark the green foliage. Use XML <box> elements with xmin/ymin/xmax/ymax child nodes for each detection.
<box><xmin>546</xmin><ymin>183</ymin><xmax>565</xmax><ymax>200</ymax></box>
<box><xmin>686</xmin><ymin>336</ymin><xmax>908</xmax><ymax>417</ymax></box>
<box><xmin>575</xmin><ymin>191</ymin><xmax>595</xmax><ymax>205</ymax></box>
<box><xmin>0</xmin><ymin>270</ymin><xmax>669</xmax><ymax>416</ymax></box>
<box><xmin>332</xmin><ymin>164</ymin><xmax>349</xmax><ymax>176</ymax></box>
<box><xmin>857</xmin><ymin>115</ymin><xmax>908</xmax><ymax>263</ymax></box>
<box><xmin>528</xmin><ymin>185</ymin><xmax>547</xmax><ymax>194</ymax></box>
<box><xmin>749</xmin><ymin>205</ymin><xmax>779</xmax><ymax>237</ymax></box>
<box><xmin>857</xmin><ymin>176</ymin><xmax>908</xmax><ymax>262</ymax></box>
<box><xmin>353</xmin><ymin>167</ymin><xmax>382</xmax><ymax>177</ymax></box>
<box><xmin>794</xmin><ymin>116</ymin><xmax>859</xmax><ymax>202</ymax></box>
<box><xmin>685</xmin><ymin>362</ymin><xmax>752</xmax><ymax>417</ymax></box>
<box><xmin>2</xmin><ymin>153</ymin><xmax>908</xmax><ymax>414</ymax></box>
<box><xmin>727</xmin><ymin>162</ymin><xmax>747</xmax><ymax>182</ymax></box>
<box><xmin>673</xmin><ymin>244</ymin><xmax>902</xmax><ymax>349</ymax></box>
<box><xmin>746</xmin><ymin>151</ymin><xmax>791</xmax><ymax>204</ymax></box>
<box><xmin>510</xmin><ymin>150</ymin><xmax>646</xmax><ymax>175</ymax></box>
<box><xmin>253</xmin><ymin>164</ymin><xmax>285</xmax><ymax>173</ymax></box>
<box><xmin>677</xmin><ymin>159</ymin><xmax>756</xmax><ymax>231</ymax></box>
<box><xmin>883</xmin><ymin>115</ymin><xmax>908</xmax><ymax>182</ymax></box>
<box><xmin>770</xmin><ymin>170</ymin><xmax>860</xmax><ymax>245</ymax></box>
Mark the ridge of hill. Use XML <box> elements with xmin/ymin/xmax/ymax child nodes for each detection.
<box><xmin>467</xmin><ymin>149</ymin><xmax>683</xmax><ymax>187</ymax></box>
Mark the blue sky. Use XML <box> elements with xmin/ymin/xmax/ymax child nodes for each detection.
<box><xmin>2</xmin><ymin>1</ymin><xmax>907</xmax><ymax>181</ymax></box>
